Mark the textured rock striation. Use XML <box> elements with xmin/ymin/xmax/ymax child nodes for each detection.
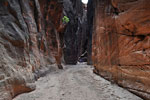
<box><xmin>63</xmin><ymin>0</ymin><xmax>85</xmax><ymax>64</ymax></box>
<box><xmin>0</xmin><ymin>0</ymin><xmax>87</xmax><ymax>99</ymax></box>
<box><xmin>91</xmin><ymin>0</ymin><xmax>150</xmax><ymax>99</ymax></box>
<box><xmin>0</xmin><ymin>0</ymin><xmax>66</xmax><ymax>99</ymax></box>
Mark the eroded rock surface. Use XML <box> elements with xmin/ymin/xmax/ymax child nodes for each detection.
<box><xmin>0</xmin><ymin>0</ymin><xmax>65</xmax><ymax>99</ymax></box>
<box><xmin>63</xmin><ymin>0</ymin><xmax>85</xmax><ymax>64</ymax></box>
<box><xmin>92</xmin><ymin>0</ymin><xmax>150</xmax><ymax>99</ymax></box>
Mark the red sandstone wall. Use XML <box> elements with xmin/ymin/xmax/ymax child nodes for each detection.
<box><xmin>92</xmin><ymin>0</ymin><xmax>150</xmax><ymax>99</ymax></box>
<box><xmin>0</xmin><ymin>0</ymin><xmax>65</xmax><ymax>99</ymax></box>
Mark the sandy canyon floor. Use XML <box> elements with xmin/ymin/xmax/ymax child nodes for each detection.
<box><xmin>14</xmin><ymin>64</ymin><xmax>142</xmax><ymax>100</ymax></box>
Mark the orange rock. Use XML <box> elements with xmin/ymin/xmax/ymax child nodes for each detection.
<box><xmin>92</xmin><ymin>0</ymin><xmax>150</xmax><ymax>99</ymax></box>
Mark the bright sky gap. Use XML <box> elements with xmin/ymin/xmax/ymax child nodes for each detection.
<box><xmin>81</xmin><ymin>0</ymin><xmax>88</xmax><ymax>4</ymax></box>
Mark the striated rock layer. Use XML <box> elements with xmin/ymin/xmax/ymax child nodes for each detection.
<box><xmin>0</xmin><ymin>0</ymin><xmax>66</xmax><ymax>99</ymax></box>
<box><xmin>92</xmin><ymin>0</ymin><xmax>150</xmax><ymax>99</ymax></box>
<box><xmin>63</xmin><ymin>0</ymin><xmax>85</xmax><ymax>64</ymax></box>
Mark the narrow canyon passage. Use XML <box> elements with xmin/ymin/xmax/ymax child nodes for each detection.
<box><xmin>0</xmin><ymin>0</ymin><xmax>150</xmax><ymax>100</ymax></box>
<box><xmin>14</xmin><ymin>65</ymin><xmax>142</xmax><ymax>100</ymax></box>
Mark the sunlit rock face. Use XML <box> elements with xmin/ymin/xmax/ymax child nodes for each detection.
<box><xmin>92</xmin><ymin>0</ymin><xmax>150</xmax><ymax>99</ymax></box>
<box><xmin>0</xmin><ymin>0</ymin><xmax>65</xmax><ymax>99</ymax></box>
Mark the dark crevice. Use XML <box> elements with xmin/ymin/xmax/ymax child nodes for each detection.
<box><xmin>50</xmin><ymin>4</ymin><xmax>55</xmax><ymax>9</ymax></box>
<box><xmin>137</xmin><ymin>35</ymin><xmax>146</xmax><ymax>41</ymax></box>
<box><xmin>33</xmin><ymin>1</ymin><xmax>40</xmax><ymax>32</ymax></box>
<box><xmin>113</xmin><ymin>7</ymin><xmax>120</xmax><ymax>15</ymax></box>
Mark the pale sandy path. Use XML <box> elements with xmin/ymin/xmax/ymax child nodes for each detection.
<box><xmin>14</xmin><ymin>65</ymin><xmax>142</xmax><ymax>100</ymax></box>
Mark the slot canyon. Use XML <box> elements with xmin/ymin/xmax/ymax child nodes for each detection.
<box><xmin>0</xmin><ymin>0</ymin><xmax>149</xmax><ymax>100</ymax></box>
